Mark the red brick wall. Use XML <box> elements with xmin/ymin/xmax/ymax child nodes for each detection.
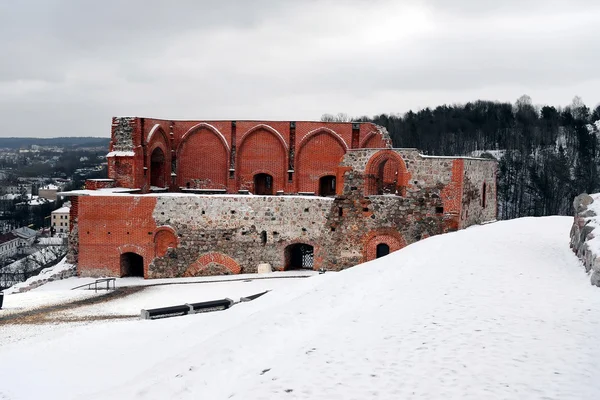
<box><xmin>177</xmin><ymin>126</ymin><xmax>229</xmax><ymax>189</ymax></box>
<box><xmin>77</xmin><ymin>196</ymin><xmax>157</xmax><ymax>277</ymax></box>
<box><xmin>237</xmin><ymin>127</ymin><xmax>287</xmax><ymax>192</ymax></box>
<box><xmin>109</xmin><ymin>118</ymin><xmax>389</xmax><ymax>193</ymax></box>
<box><xmin>296</xmin><ymin>130</ymin><xmax>347</xmax><ymax>193</ymax></box>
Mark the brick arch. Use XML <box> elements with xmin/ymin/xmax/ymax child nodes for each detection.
<box><xmin>360</xmin><ymin>131</ymin><xmax>382</xmax><ymax>148</ymax></box>
<box><xmin>183</xmin><ymin>252</ymin><xmax>242</xmax><ymax>276</ymax></box>
<box><xmin>363</xmin><ymin>229</ymin><xmax>407</xmax><ymax>262</ymax></box>
<box><xmin>147</xmin><ymin>124</ymin><xmax>170</xmax><ymax>150</ymax></box>
<box><xmin>239</xmin><ymin>124</ymin><xmax>288</xmax><ymax>152</ymax></box>
<box><xmin>179</xmin><ymin>123</ymin><xmax>230</xmax><ymax>153</ymax></box>
<box><xmin>147</xmin><ymin>126</ymin><xmax>170</xmax><ymax>189</ymax></box>
<box><xmin>177</xmin><ymin>124</ymin><xmax>230</xmax><ymax>190</ymax></box>
<box><xmin>237</xmin><ymin>125</ymin><xmax>287</xmax><ymax>193</ymax></box>
<box><xmin>295</xmin><ymin>129</ymin><xmax>347</xmax><ymax>193</ymax></box>
<box><xmin>297</xmin><ymin>127</ymin><xmax>349</xmax><ymax>152</ymax></box>
<box><xmin>154</xmin><ymin>226</ymin><xmax>178</xmax><ymax>258</ymax></box>
<box><xmin>364</xmin><ymin>150</ymin><xmax>411</xmax><ymax>196</ymax></box>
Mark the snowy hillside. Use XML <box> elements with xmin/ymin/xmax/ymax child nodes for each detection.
<box><xmin>1</xmin><ymin>217</ymin><xmax>600</xmax><ymax>399</ymax></box>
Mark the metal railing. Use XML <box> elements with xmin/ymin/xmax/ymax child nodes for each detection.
<box><xmin>71</xmin><ymin>278</ymin><xmax>116</xmax><ymax>293</ymax></box>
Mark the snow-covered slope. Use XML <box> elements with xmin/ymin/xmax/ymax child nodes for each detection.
<box><xmin>1</xmin><ymin>217</ymin><xmax>599</xmax><ymax>400</ymax></box>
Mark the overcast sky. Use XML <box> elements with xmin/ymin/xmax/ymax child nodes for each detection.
<box><xmin>1</xmin><ymin>0</ymin><xmax>599</xmax><ymax>138</ymax></box>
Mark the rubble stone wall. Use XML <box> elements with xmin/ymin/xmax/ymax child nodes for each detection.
<box><xmin>570</xmin><ymin>193</ymin><xmax>600</xmax><ymax>286</ymax></box>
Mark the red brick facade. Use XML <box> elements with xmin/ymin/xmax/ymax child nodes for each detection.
<box><xmin>106</xmin><ymin>118</ymin><xmax>390</xmax><ymax>194</ymax></box>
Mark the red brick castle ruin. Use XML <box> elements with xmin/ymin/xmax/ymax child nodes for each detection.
<box><xmin>64</xmin><ymin>117</ymin><xmax>497</xmax><ymax>278</ymax></box>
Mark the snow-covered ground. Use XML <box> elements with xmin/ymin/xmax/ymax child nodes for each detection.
<box><xmin>1</xmin><ymin>216</ymin><xmax>599</xmax><ymax>400</ymax></box>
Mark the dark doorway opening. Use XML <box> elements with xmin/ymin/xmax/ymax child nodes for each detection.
<box><xmin>150</xmin><ymin>147</ymin><xmax>166</xmax><ymax>188</ymax></box>
<box><xmin>121</xmin><ymin>252</ymin><xmax>144</xmax><ymax>277</ymax></box>
<box><xmin>254</xmin><ymin>173</ymin><xmax>273</xmax><ymax>195</ymax></box>
<box><xmin>376</xmin><ymin>243</ymin><xmax>390</xmax><ymax>259</ymax></box>
<box><xmin>285</xmin><ymin>243</ymin><xmax>314</xmax><ymax>270</ymax></box>
<box><xmin>319</xmin><ymin>175</ymin><xmax>336</xmax><ymax>197</ymax></box>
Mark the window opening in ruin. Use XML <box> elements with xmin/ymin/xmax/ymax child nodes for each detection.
<box><xmin>376</xmin><ymin>159</ymin><xmax>399</xmax><ymax>195</ymax></box>
<box><xmin>285</xmin><ymin>243</ymin><xmax>314</xmax><ymax>270</ymax></box>
<box><xmin>254</xmin><ymin>173</ymin><xmax>273</xmax><ymax>195</ymax></box>
<box><xmin>338</xmin><ymin>207</ymin><xmax>343</xmax><ymax>217</ymax></box>
<box><xmin>319</xmin><ymin>175</ymin><xmax>336</xmax><ymax>197</ymax></box>
<box><xmin>376</xmin><ymin>243</ymin><xmax>390</xmax><ymax>259</ymax></box>
<box><xmin>120</xmin><ymin>252</ymin><xmax>144</xmax><ymax>277</ymax></box>
<box><xmin>482</xmin><ymin>182</ymin><xmax>487</xmax><ymax>208</ymax></box>
<box><xmin>261</xmin><ymin>230</ymin><xmax>267</xmax><ymax>245</ymax></box>
<box><xmin>436</xmin><ymin>206</ymin><xmax>444</xmax><ymax>214</ymax></box>
<box><xmin>150</xmin><ymin>147</ymin><xmax>166</xmax><ymax>188</ymax></box>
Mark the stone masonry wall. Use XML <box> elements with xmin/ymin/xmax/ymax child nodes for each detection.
<box><xmin>150</xmin><ymin>195</ymin><xmax>333</xmax><ymax>277</ymax></box>
<box><xmin>460</xmin><ymin>158</ymin><xmax>498</xmax><ymax>228</ymax></box>
<box><xmin>570</xmin><ymin>193</ymin><xmax>600</xmax><ymax>286</ymax></box>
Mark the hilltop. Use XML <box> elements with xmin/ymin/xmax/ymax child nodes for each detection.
<box><xmin>1</xmin><ymin>217</ymin><xmax>599</xmax><ymax>399</ymax></box>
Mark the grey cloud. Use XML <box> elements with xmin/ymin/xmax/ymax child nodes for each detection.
<box><xmin>0</xmin><ymin>0</ymin><xmax>599</xmax><ymax>137</ymax></box>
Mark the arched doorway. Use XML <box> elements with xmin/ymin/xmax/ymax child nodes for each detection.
<box><xmin>254</xmin><ymin>173</ymin><xmax>273</xmax><ymax>195</ymax></box>
<box><xmin>120</xmin><ymin>252</ymin><xmax>144</xmax><ymax>277</ymax></box>
<box><xmin>376</xmin><ymin>243</ymin><xmax>390</xmax><ymax>258</ymax></box>
<box><xmin>150</xmin><ymin>147</ymin><xmax>166</xmax><ymax>188</ymax></box>
<box><xmin>285</xmin><ymin>243</ymin><xmax>314</xmax><ymax>270</ymax></box>
<box><xmin>319</xmin><ymin>175</ymin><xmax>336</xmax><ymax>197</ymax></box>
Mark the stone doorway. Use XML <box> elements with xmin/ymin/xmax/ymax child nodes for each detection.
<box><xmin>285</xmin><ymin>243</ymin><xmax>314</xmax><ymax>270</ymax></box>
<box><xmin>120</xmin><ymin>252</ymin><xmax>144</xmax><ymax>277</ymax></box>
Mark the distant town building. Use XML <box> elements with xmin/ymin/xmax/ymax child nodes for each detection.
<box><xmin>0</xmin><ymin>232</ymin><xmax>19</xmax><ymax>260</ymax></box>
<box><xmin>12</xmin><ymin>226</ymin><xmax>37</xmax><ymax>249</ymax></box>
<box><xmin>51</xmin><ymin>206</ymin><xmax>70</xmax><ymax>234</ymax></box>
<box><xmin>39</xmin><ymin>184</ymin><xmax>61</xmax><ymax>201</ymax></box>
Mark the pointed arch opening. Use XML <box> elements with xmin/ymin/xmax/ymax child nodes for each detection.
<box><xmin>150</xmin><ymin>147</ymin><xmax>166</xmax><ymax>188</ymax></box>
<box><xmin>296</xmin><ymin>129</ymin><xmax>347</xmax><ymax>193</ymax></box>
<box><xmin>177</xmin><ymin>124</ymin><xmax>229</xmax><ymax>190</ymax></box>
<box><xmin>238</xmin><ymin>126</ymin><xmax>287</xmax><ymax>193</ymax></box>
<box><xmin>364</xmin><ymin>151</ymin><xmax>410</xmax><ymax>196</ymax></box>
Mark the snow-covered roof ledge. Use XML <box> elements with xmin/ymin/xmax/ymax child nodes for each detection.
<box><xmin>107</xmin><ymin>151</ymin><xmax>135</xmax><ymax>157</ymax></box>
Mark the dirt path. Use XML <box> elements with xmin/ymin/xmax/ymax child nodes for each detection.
<box><xmin>0</xmin><ymin>286</ymin><xmax>146</xmax><ymax>325</ymax></box>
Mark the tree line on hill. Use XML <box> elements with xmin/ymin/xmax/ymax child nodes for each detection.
<box><xmin>324</xmin><ymin>96</ymin><xmax>600</xmax><ymax>219</ymax></box>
